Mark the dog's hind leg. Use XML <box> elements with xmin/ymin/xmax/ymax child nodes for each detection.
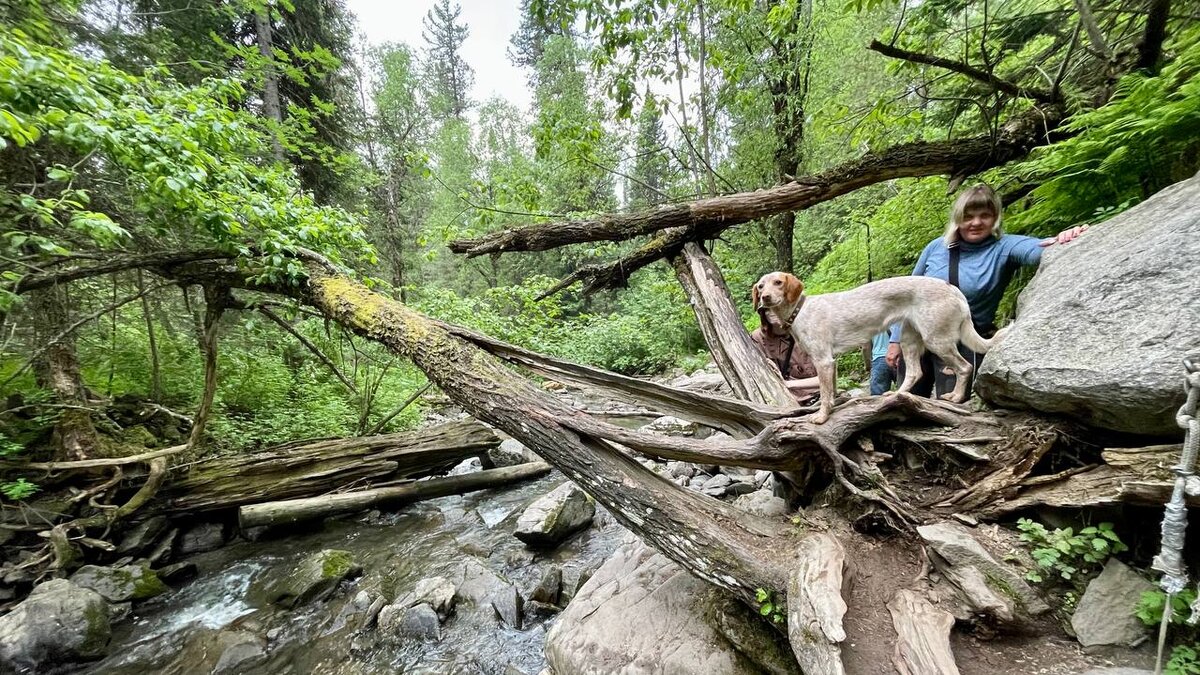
<box><xmin>927</xmin><ymin>338</ymin><xmax>973</xmax><ymax>402</ymax></box>
<box><xmin>894</xmin><ymin>332</ymin><xmax>925</xmax><ymax>395</ymax></box>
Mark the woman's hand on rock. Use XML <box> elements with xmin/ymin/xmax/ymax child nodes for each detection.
<box><xmin>1040</xmin><ymin>224</ymin><xmax>1089</xmax><ymax>247</ymax></box>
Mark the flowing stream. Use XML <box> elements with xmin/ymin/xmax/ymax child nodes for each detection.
<box><xmin>73</xmin><ymin>470</ymin><xmax>627</xmax><ymax>675</ymax></box>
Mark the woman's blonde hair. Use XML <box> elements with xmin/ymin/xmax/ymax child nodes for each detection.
<box><xmin>943</xmin><ymin>184</ymin><xmax>1003</xmax><ymax>245</ymax></box>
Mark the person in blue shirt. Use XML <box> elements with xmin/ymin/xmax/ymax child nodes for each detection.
<box><xmin>884</xmin><ymin>183</ymin><xmax>1086</xmax><ymax>398</ymax></box>
<box><xmin>868</xmin><ymin>332</ymin><xmax>894</xmax><ymax>395</ymax></box>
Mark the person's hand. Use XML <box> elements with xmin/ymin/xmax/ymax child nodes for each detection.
<box><xmin>885</xmin><ymin>343</ymin><xmax>902</xmax><ymax>369</ymax></box>
<box><xmin>1040</xmin><ymin>223</ymin><xmax>1089</xmax><ymax>247</ymax></box>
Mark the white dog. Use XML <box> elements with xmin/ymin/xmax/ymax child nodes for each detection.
<box><xmin>753</xmin><ymin>272</ymin><xmax>1006</xmax><ymax>423</ymax></box>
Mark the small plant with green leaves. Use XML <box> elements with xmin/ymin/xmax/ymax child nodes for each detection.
<box><xmin>1</xmin><ymin>478</ymin><xmax>40</xmax><ymax>501</ymax></box>
<box><xmin>1135</xmin><ymin>590</ymin><xmax>1200</xmax><ymax>675</ymax></box>
<box><xmin>1016</xmin><ymin>518</ymin><xmax>1127</xmax><ymax>584</ymax></box>
<box><xmin>1165</xmin><ymin>645</ymin><xmax>1200</xmax><ymax>675</ymax></box>
<box><xmin>755</xmin><ymin>587</ymin><xmax>787</xmax><ymax>625</ymax></box>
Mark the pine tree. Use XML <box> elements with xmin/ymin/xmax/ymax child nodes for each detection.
<box><xmin>422</xmin><ymin>0</ymin><xmax>474</xmax><ymax>120</ymax></box>
<box><xmin>628</xmin><ymin>98</ymin><xmax>671</xmax><ymax>209</ymax></box>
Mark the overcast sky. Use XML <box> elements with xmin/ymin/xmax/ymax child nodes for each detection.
<box><xmin>345</xmin><ymin>0</ymin><xmax>533</xmax><ymax>111</ymax></box>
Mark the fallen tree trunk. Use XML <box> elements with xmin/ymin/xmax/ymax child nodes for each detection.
<box><xmin>238</xmin><ymin>461</ymin><xmax>553</xmax><ymax>529</ymax></box>
<box><xmin>448</xmin><ymin>108</ymin><xmax>1065</xmax><ymax>260</ymax></box>
<box><xmin>671</xmin><ymin>243</ymin><xmax>796</xmax><ymax>408</ymax></box>
<box><xmin>437</xmin><ymin>320</ymin><xmax>784</xmax><ymax>438</ymax></box>
<box><xmin>150</xmin><ymin>420</ymin><xmax>500</xmax><ymax>515</ymax></box>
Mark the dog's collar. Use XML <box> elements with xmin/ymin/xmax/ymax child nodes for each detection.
<box><xmin>784</xmin><ymin>295</ymin><xmax>806</xmax><ymax>326</ymax></box>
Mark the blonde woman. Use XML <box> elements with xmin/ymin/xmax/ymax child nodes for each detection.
<box><xmin>884</xmin><ymin>184</ymin><xmax>1087</xmax><ymax>397</ymax></box>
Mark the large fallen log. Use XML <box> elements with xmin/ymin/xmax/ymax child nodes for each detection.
<box><xmin>238</xmin><ymin>461</ymin><xmax>553</xmax><ymax>529</ymax></box>
<box><xmin>149</xmin><ymin>420</ymin><xmax>500</xmax><ymax>515</ymax></box>
<box><xmin>447</xmin><ymin>108</ymin><xmax>1065</xmax><ymax>261</ymax></box>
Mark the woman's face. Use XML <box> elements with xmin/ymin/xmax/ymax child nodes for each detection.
<box><xmin>958</xmin><ymin>206</ymin><xmax>997</xmax><ymax>244</ymax></box>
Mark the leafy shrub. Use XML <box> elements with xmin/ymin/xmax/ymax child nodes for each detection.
<box><xmin>1136</xmin><ymin>589</ymin><xmax>1200</xmax><ymax>675</ymax></box>
<box><xmin>1</xmin><ymin>478</ymin><xmax>40</xmax><ymax>501</ymax></box>
<box><xmin>1016</xmin><ymin>518</ymin><xmax>1127</xmax><ymax>583</ymax></box>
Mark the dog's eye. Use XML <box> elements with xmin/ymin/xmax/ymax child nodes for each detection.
<box><xmin>774</xmin><ymin>280</ymin><xmax>782</xmax><ymax>285</ymax></box>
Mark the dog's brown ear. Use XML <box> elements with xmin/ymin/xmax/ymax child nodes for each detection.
<box><xmin>783</xmin><ymin>273</ymin><xmax>804</xmax><ymax>304</ymax></box>
<box><xmin>751</xmin><ymin>283</ymin><xmax>760</xmax><ymax>310</ymax></box>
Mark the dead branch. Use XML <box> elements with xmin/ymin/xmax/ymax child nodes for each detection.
<box><xmin>435</xmin><ymin>320</ymin><xmax>789</xmax><ymax>437</ymax></box>
<box><xmin>867</xmin><ymin>39</ymin><xmax>1056</xmax><ymax>102</ymax></box>
<box><xmin>449</xmin><ymin>106</ymin><xmax>1065</xmax><ymax>276</ymax></box>
<box><xmin>1074</xmin><ymin>0</ymin><xmax>1114</xmax><ymax>60</ymax></box>
<box><xmin>8</xmin><ymin>250</ymin><xmax>230</xmax><ymax>295</ymax></box>
<box><xmin>0</xmin><ymin>444</ymin><xmax>186</xmax><ymax>471</ymax></box>
<box><xmin>364</xmin><ymin>382</ymin><xmax>431</xmax><ymax>435</ymax></box>
<box><xmin>258</xmin><ymin>305</ymin><xmax>358</xmax><ymax>394</ymax></box>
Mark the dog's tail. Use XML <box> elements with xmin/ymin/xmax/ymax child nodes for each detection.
<box><xmin>961</xmin><ymin>321</ymin><xmax>1011</xmax><ymax>354</ymax></box>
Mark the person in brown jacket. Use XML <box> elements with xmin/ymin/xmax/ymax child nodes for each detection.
<box><xmin>749</xmin><ymin>308</ymin><xmax>820</xmax><ymax>405</ymax></box>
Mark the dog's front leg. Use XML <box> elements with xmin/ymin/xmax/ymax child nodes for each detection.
<box><xmin>812</xmin><ymin>356</ymin><xmax>836</xmax><ymax>424</ymax></box>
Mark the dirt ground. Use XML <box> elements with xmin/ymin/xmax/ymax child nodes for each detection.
<box><xmin>829</xmin><ymin>526</ymin><xmax>1157</xmax><ymax>675</ymax></box>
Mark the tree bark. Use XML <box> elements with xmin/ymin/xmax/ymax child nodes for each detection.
<box><xmin>305</xmin><ymin>270</ymin><xmax>794</xmax><ymax>608</ymax></box>
<box><xmin>238</xmin><ymin>461</ymin><xmax>552</xmax><ymax>529</ymax></box>
<box><xmin>137</xmin><ymin>271</ymin><xmax>162</xmax><ymax>402</ymax></box>
<box><xmin>254</xmin><ymin>4</ymin><xmax>285</xmax><ymax>162</ymax></box>
<box><xmin>448</xmin><ymin>106</ymin><xmax>1065</xmax><ymax>265</ymax></box>
<box><xmin>29</xmin><ymin>286</ymin><xmax>98</xmax><ymax>461</ymax></box>
<box><xmin>152</xmin><ymin>420</ymin><xmax>500</xmax><ymax>515</ymax></box>
<box><xmin>670</xmin><ymin>242</ymin><xmax>797</xmax><ymax>408</ymax></box>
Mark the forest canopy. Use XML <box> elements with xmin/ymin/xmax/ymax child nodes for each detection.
<box><xmin>1</xmin><ymin>0</ymin><xmax>1197</xmax><ymax>466</ymax></box>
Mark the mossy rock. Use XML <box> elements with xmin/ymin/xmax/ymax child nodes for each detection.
<box><xmin>251</xmin><ymin>549</ymin><xmax>363</xmax><ymax>609</ymax></box>
<box><xmin>71</xmin><ymin>564</ymin><xmax>169</xmax><ymax>603</ymax></box>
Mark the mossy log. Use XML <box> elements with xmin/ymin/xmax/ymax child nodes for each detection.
<box><xmin>148</xmin><ymin>420</ymin><xmax>500</xmax><ymax>515</ymax></box>
<box><xmin>237</xmin><ymin>461</ymin><xmax>553</xmax><ymax>529</ymax></box>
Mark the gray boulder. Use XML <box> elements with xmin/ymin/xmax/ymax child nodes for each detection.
<box><xmin>977</xmin><ymin>175</ymin><xmax>1200</xmax><ymax>436</ymax></box>
<box><xmin>116</xmin><ymin>516</ymin><xmax>169</xmax><ymax>555</ymax></box>
<box><xmin>733</xmin><ymin>489</ymin><xmax>789</xmax><ymax>517</ymax></box>
<box><xmin>489</xmin><ymin>438</ymin><xmax>537</xmax><ymax>467</ymax></box>
<box><xmin>177</xmin><ymin>521</ymin><xmax>226</xmax><ymax>554</ymax></box>
<box><xmin>379</xmin><ymin>603</ymin><xmax>441</xmax><ymax>641</ymax></box>
<box><xmin>251</xmin><ymin>549</ymin><xmax>362</xmax><ymax>608</ymax></box>
<box><xmin>514</xmin><ymin>481</ymin><xmax>595</xmax><ymax>548</ymax></box>
<box><xmin>529</xmin><ymin>566</ymin><xmax>563</xmax><ymax>605</ymax></box>
<box><xmin>449</xmin><ymin>558</ymin><xmax>523</xmax><ymax>628</ymax></box>
<box><xmin>545</xmin><ymin>537</ymin><xmax>791</xmax><ymax>674</ymax></box>
<box><xmin>0</xmin><ymin>579</ymin><xmax>112</xmax><ymax>671</ymax></box>
<box><xmin>71</xmin><ymin>563</ymin><xmax>168</xmax><ymax>603</ymax></box>
<box><xmin>643</xmin><ymin>415</ymin><xmax>698</xmax><ymax>437</ymax></box>
<box><xmin>390</xmin><ymin>576</ymin><xmax>457</xmax><ymax>620</ymax></box>
<box><xmin>1071</xmin><ymin>559</ymin><xmax>1154</xmax><ymax>647</ymax></box>
<box><xmin>917</xmin><ymin>522</ymin><xmax>1048</xmax><ymax>626</ymax></box>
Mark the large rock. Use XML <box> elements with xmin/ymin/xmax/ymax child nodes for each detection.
<box><xmin>389</xmin><ymin>576</ymin><xmax>457</xmax><ymax>620</ymax></box>
<box><xmin>545</xmin><ymin>537</ymin><xmax>793</xmax><ymax>674</ymax></box>
<box><xmin>1071</xmin><ymin>559</ymin><xmax>1154</xmax><ymax>647</ymax></box>
<box><xmin>116</xmin><ymin>515</ymin><xmax>169</xmax><ymax>555</ymax></box>
<box><xmin>379</xmin><ymin>603</ymin><xmax>442</xmax><ymax>641</ymax></box>
<box><xmin>177</xmin><ymin>521</ymin><xmax>227</xmax><ymax>554</ymax></box>
<box><xmin>251</xmin><ymin>549</ymin><xmax>362</xmax><ymax>608</ymax></box>
<box><xmin>0</xmin><ymin>579</ymin><xmax>112</xmax><ymax>671</ymax></box>
<box><xmin>449</xmin><ymin>558</ymin><xmax>523</xmax><ymax>629</ymax></box>
<box><xmin>977</xmin><ymin>176</ymin><xmax>1200</xmax><ymax>436</ymax></box>
<box><xmin>917</xmin><ymin>522</ymin><xmax>1048</xmax><ymax>626</ymax></box>
<box><xmin>489</xmin><ymin>438</ymin><xmax>538</xmax><ymax>467</ymax></box>
<box><xmin>71</xmin><ymin>563</ymin><xmax>169</xmax><ymax>603</ymax></box>
<box><xmin>514</xmin><ymin>481</ymin><xmax>595</xmax><ymax>548</ymax></box>
<box><xmin>733</xmin><ymin>489</ymin><xmax>789</xmax><ymax>517</ymax></box>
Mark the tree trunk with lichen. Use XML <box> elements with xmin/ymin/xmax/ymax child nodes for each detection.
<box><xmin>305</xmin><ymin>270</ymin><xmax>796</xmax><ymax>608</ymax></box>
<box><xmin>28</xmin><ymin>287</ymin><xmax>98</xmax><ymax>461</ymax></box>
